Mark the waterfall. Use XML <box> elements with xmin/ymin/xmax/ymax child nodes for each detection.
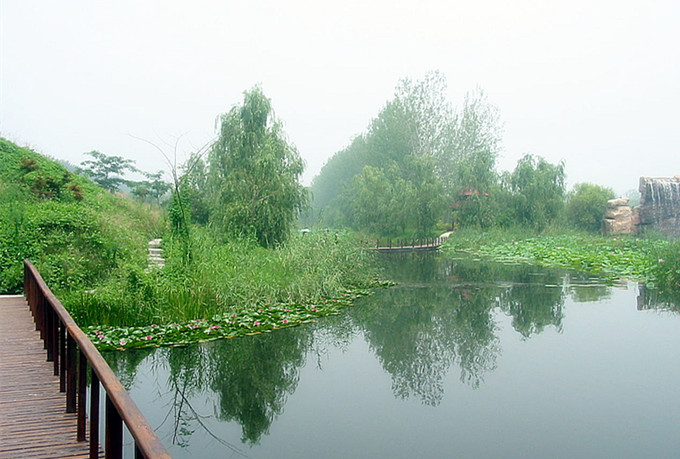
<box><xmin>639</xmin><ymin>176</ymin><xmax>680</xmax><ymax>235</ymax></box>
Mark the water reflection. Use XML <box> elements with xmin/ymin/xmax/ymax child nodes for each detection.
<box><xmin>105</xmin><ymin>253</ymin><xmax>680</xmax><ymax>453</ymax></box>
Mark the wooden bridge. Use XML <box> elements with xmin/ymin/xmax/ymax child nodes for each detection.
<box><xmin>373</xmin><ymin>233</ymin><xmax>450</xmax><ymax>253</ymax></box>
<box><xmin>0</xmin><ymin>261</ymin><xmax>170</xmax><ymax>458</ymax></box>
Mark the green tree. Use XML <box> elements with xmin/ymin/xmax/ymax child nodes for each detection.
<box><xmin>208</xmin><ymin>87</ymin><xmax>307</xmax><ymax>247</ymax></box>
<box><xmin>565</xmin><ymin>183</ymin><xmax>615</xmax><ymax>232</ymax></box>
<box><xmin>310</xmin><ymin>72</ymin><xmax>502</xmax><ymax>233</ymax></box>
<box><xmin>78</xmin><ymin>150</ymin><xmax>136</xmax><ymax>192</ymax></box>
<box><xmin>131</xmin><ymin>171</ymin><xmax>170</xmax><ymax>205</ymax></box>
<box><xmin>504</xmin><ymin>154</ymin><xmax>566</xmax><ymax>230</ymax></box>
<box><xmin>438</xmin><ymin>88</ymin><xmax>501</xmax><ymax>195</ymax></box>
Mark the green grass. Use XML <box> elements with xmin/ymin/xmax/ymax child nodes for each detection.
<box><xmin>62</xmin><ymin>228</ymin><xmax>388</xmax><ymax>348</ymax></box>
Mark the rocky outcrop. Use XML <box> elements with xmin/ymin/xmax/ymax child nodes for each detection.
<box><xmin>602</xmin><ymin>176</ymin><xmax>680</xmax><ymax>236</ymax></box>
<box><xmin>602</xmin><ymin>198</ymin><xmax>636</xmax><ymax>235</ymax></box>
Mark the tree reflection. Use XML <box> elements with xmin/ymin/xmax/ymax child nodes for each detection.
<box><xmin>353</xmin><ymin>255</ymin><xmax>502</xmax><ymax>405</ymax></box>
<box><xmin>105</xmin><ymin>253</ymin><xmax>589</xmax><ymax>449</ymax></box>
<box><xmin>443</xmin><ymin>256</ymin><xmax>566</xmax><ymax>339</ymax></box>
<box><xmin>566</xmin><ymin>271</ymin><xmax>613</xmax><ymax>303</ymax></box>
<box><xmin>205</xmin><ymin>328</ymin><xmax>312</xmax><ymax>444</ymax></box>
<box><xmin>104</xmin><ymin>347</ymin><xmax>154</xmax><ymax>390</ymax></box>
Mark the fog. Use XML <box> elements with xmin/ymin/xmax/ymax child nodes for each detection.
<box><xmin>2</xmin><ymin>0</ymin><xmax>678</xmax><ymax>194</ymax></box>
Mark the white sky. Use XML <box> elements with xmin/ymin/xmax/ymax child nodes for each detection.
<box><xmin>1</xmin><ymin>0</ymin><xmax>678</xmax><ymax>194</ymax></box>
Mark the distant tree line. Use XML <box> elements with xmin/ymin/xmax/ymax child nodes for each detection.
<box><xmin>76</xmin><ymin>74</ymin><xmax>616</xmax><ymax>244</ymax></box>
<box><xmin>308</xmin><ymin>71</ymin><xmax>614</xmax><ymax>237</ymax></box>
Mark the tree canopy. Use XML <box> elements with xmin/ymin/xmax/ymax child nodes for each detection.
<box><xmin>207</xmin><ymin>87</ymin><xmax>307</xmax><ymax>247</ymax></box>
<box><xmin>310</xmin><ymin>71</ymin><xmax>499</xmax><ymax>236</ymax></box>
<box><xmin>565</xmin><ymin>183</ymin><xmax>615</xmax><ymax>232</ymax></box>
<box><xmin>78</xmin><ymin>151</ymin><xmax>136</xmax><ymax>192</ymax></box>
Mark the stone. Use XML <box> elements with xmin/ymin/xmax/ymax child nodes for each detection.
<box><xmin>604</xmin><ymin>205</ymin><xmax>632</xmax><ymax>220</ymax></box>
<box><xmin>607</xmin><ymin>197</ymin><xmax>630</xmax><ymax>208</ymax></box>
<box><xmin>603</xmin><ymin>217</ymin><xmax>634</xmax><ymax>235</ymax></box>
<box><xmin>602</xmin><ymin>198</ymin><xmax>635</xmax><ymax>235</ymax></box>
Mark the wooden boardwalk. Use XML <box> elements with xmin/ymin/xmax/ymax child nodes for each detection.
<box><xmin>0</xmin><ymin>295</ymin><xmax>99</xmax><ymax>459</ymax></box>
<box><xmin>375</xmin><ymin>233</ymin><xmax>451</xmax><ymax>253</ymax></box>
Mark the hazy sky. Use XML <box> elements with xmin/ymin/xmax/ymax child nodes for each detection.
<box><xmin>2</xmin><ymin>0</ymin><xmax>678</xmax><ymax>194</ymax></box>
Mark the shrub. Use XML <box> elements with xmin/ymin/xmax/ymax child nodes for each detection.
<box><xmin>565</xmin><ymin>183</ymin><xmax>615</xmax><ymax>232</ymax></box>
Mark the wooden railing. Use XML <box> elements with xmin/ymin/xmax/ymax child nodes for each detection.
<box><xmin>23</xmin><ymin>260</ymin><xmax>170</xmax><ymax>459</ymax></box>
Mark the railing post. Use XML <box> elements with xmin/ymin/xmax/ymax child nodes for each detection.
<box><xmin>52</xmin><ymin>309</ymin><xmax>60</xmax><ymax>375</ymax></box>
<box><xmin>90</xmin><ymin>370</ymin><xmax>100</xmax><ymax>459</ymax></box>
<box><xmin>78</xmin><ymin>349</ymin><xmax>87</xmax><ymax>441</ymax></box>
<box><xmin>37</xmin><ymin>290</ymin><xmax>45</xmax><ymax>336</ymax></box>
<box><xmin>106</xmin><ymin>394</ymin><xmax>123</xmax><ymax>459</ymax></box>
<box><xmin>45</xmin><ymin>304</ymin><xmax>54</xmax><ymax>360</ymax></box>
<box><xmin>60</xmin><ymin>323</ymin><xmax>67</xmax><ymax>392</ymax></box>
<box><xmin>66</xmin><ymin>333</ymin><xmax>77</xmax><ymax>413</ymax></box>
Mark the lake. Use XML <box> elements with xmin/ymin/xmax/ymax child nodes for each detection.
<box><xmin>106</xmin><ymin>253</ymin><xmax>680</xmax><ymax>458</ymax></box>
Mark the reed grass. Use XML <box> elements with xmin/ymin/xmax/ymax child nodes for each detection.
<box><xmin>63</xmin><ymin>227</ymin><xmax>380</xmax><ymax>328</ymax></box>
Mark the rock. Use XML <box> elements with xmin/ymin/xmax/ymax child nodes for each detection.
<box><xmin>605</xmin><ymin>205</ymin><xmax>632</xmax><ymax>220</ymax></box>
<box><xmin>602</xmin><ymin>198</ymin><xmax>635</xmax><ymax>235</ymax></box>
<box><xmin>602</xmin><ymin>217</ymin><xmax>635</xmax><ymax>235</ymax></box>
<box><xmin>607</xmin><ymin>197</ymin><xmax>630</xmax><ymax>208</ymax></box>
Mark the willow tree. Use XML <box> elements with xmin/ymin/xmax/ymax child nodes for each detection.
<box><xmin>208</xmin><ymin>87</ymin><xmax>307</xmax><ymax>247</ymax></box>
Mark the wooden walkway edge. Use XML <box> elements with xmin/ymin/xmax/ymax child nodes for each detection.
<box><xmin>0</xmin><ymin>295</ymin><xmax>99</xmax><ymax>459</ymax></box>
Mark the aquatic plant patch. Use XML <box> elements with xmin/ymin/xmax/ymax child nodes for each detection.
<box><xmin>444</xmin><ymin>233</ymin><xmax>668</xmax><ymax>283</ymax></box>
<box><xmin>86</xmin><ymin>282</ymin><xmax>393</xmax><ymax>350</ymax></box>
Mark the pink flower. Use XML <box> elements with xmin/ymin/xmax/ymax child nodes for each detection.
<box><xmin>193</xmin><ymin>324</ymin><xmax>199</xmax><ymax>329</ymax></box>
<box><xmin>312</xmin><ymin>308</ymin><xmax>318</xmax><ymax>312</ymax></box>
<box><xmin>282</xmin><ymin>319</ymin><xmax>289</xmax><ymax>324</ymax></box>
<box><xmin>209</xmin><ymin>325</ymin><xmax>221</xmax><ymax>330</ymax></box>
<box><xmin>119</xmin><ymin>340</ymin><xmax>127</xmax><ymax>346</ymax></box>
<box><xmin>232</xmin><ymin>313</ymin><xmax>237</xmax><ymax>317</ymax></box>
<box><xmin>285</xmin><ymin>309</ymin><xmax>291</xmax><ymax>312</ymax></box>
<box><xmin>151</xmin><ymin>324</ymin><xmax>158</xmax><ymax>328</ymax></box>
<box><xmin>254</xmin><ymin>321</ymin><xmax>260</xmax><ymax>326</ymax></box>
<box><xmin>144</xmin><ymin>335</ymin><xmax>152</xmax><ymax>340</ymax></box>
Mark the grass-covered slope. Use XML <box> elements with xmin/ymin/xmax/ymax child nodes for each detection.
<box><xmin>0</xmin><ymin>137</ymin><xmax>161</xmax><ymax>294</ymax></box>
<box><xmin>1</xmin><ymin>138</ymin><xmax>385</xmax><ymax>350</ymax></box>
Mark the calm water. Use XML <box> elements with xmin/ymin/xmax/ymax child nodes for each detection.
<box><xmin>106</xmin><ymin>253</ymin><xmax>680</xmax><ymax>458</ymax></box>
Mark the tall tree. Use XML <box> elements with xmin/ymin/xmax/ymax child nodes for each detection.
<box><xmin>208</xmin><ymin>87</ymin><xmax>307</xmax><ymax>247</ymax></box>
<box><xmin>78</xmin><ymin>151</ymin><xmax>136</xmax><ymax>192</ymax></box>
<box><xmin>504</xmin><ymin>154</ymin><xmax>566</xmax><ymax>230</ymax></box>
<box><xmin>311</xmin><ymin>72</ymin><xmax>502</xmax><ymax>233</ymax></box>
<box><xmin>443</xmin><ymin>88</ymin><xmax>502</xmax><ymax>194</ymax></box>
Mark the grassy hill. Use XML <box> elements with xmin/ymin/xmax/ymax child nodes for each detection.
<box><xmin>0</xmin><ymin>137</ymin><xmax>162</xmax><ymax>294</ymax></box>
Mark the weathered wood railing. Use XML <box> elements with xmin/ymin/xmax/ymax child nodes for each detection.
<box><xmin>23</xmin><ymin>260</ymin><xmax>170</xmax><ymax>459</ymax></box>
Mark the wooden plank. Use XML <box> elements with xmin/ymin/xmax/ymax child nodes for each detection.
<box><xmin>0</xmin><ymin>296</ymin><xmax>103</xmax><ymax>459</ymax></box>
